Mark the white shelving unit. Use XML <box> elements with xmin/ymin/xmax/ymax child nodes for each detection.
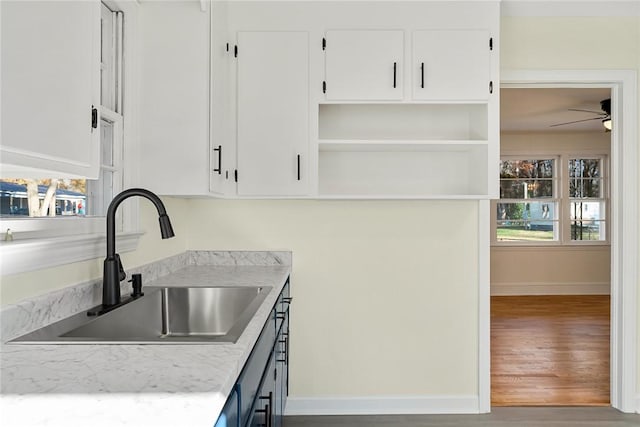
<box><xmin>214</xmin><ymin>0</ymin><xmax>500</xmax><ymax>200</ymax></box>
<box><xmin>317</xmin><ymin>103</ymin><xmax>493</xmax><ymax>198</ymax></box>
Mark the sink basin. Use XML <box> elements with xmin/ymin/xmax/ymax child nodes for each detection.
<box><xmin>10</xmin><ymin>286</ymin><xmax>272</xmax><ymax>344</ymax></box>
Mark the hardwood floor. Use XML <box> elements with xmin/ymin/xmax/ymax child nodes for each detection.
<box><xmin>491</xmin><ymin>295</ymin><xmax>610</xmax><ymax>406</ymax></box>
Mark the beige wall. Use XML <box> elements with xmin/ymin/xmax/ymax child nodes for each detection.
<box><xmin>492</xmin><ymin>131</ymin><xmax>612</xmax><ymax>295</ymax></box>
<box><xmin>185</xmin><ymin>200</ymin><xmax>479</xmax><ymax>396</ymax></box>
<box><xmin>0</xmin><ymin>12</ymin><xmax>638</xmax><ymax>406</ymax></box>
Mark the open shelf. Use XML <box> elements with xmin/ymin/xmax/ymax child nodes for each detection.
<box><xmin>318</xmin><ymin>145</ymin><xmax>489</xmax><ymax>197</ymax></box>
<box><xmin>318</xmin><ymin>139</ymin><xmax>488</xmax><ymax>152</ymax></box>
<box><xmin>317</xmin><ymin>102</ymin><xmax>493</xmax><ymax>198</ymax></box>
<box><xmin>319</xmin><ymin>103</ymin><xmax>488</xmax><ymax>141</ymax></box>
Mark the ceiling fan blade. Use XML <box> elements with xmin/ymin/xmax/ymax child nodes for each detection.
<box><xmin>550</xmin><ymin>117</ymin><xmax>603</xmax><ymax>127</ymax></box>
<box><xmin>567</xmin><ymin>108</ymin><xmax>606</xmax><ymax>115</ymax></box>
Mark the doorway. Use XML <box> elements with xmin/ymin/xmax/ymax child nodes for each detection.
<box><xmin>478</xmin><ymin>70</ymin><xmax>638</xmax><ymax>414</ymax></box>
<box><xmin>491</xmin><ymin>87</ymin><xmax>612</xmax><ymax>406</ymax></box>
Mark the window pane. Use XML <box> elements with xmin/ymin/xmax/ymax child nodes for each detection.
<box><xmin>101</xmin><ymin>3</ymin><xmax>116</xmax><ymax>110</ymax></box>
<box><xmin>496</xmin><ymin>201</ymin><xmax>558</xmax><ymax>242</ymax></box>
<box><xmin>569</xmin><ymin>159</ymin><xmax>601</xmax><ymax>178</ymax></box>
<box><xmin>569</xmin><ymin>178</ymin><xmax>602</xmax><ymax>198</ymax></box>
<box><xmin>86</xmin><ymin>170</ymin><xmax>113</xmax><ymax>217</ymax></box>
<box><xmin>497</xmin><ymin>221</ymin><xmax>557</xmax><ymax>242</ymax></box>
<box><xmin>101</xmin><ymin>119</ymin><xmax>114</xmax><ymax>167</ymax></box>
<box><xmin>571</xmin><ymin>220</ymin><xmax>605</xmax><ymax>241</ymax></box>
<box><xmin>500</xmin><ymin>159</ymin><xmax>554</xmax><ymax>179</ymax></box>
<box><xmin>570</xmin><ymin>201</ymin><xmax>606</xmax><ymax>241</ymax></box>
<box><xmin>570</xmin><ymin>201</ymin><xmax>605</xmax><ymax>221</ymax></box>
<box><xmin>0</xmin><ymin>179</ymin><xmax>86</xmax><ymax>217</ymax></box>
<box><xmin>497</xmin><ymin>201</ymin><xmax>556</xmax><ymax>221</ymax></box>
<box><xmin>500</xmin><ymin>179</ymin><xmax>553</xmax><ymax>199</ymax></box>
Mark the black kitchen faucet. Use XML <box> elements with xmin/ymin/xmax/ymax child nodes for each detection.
<box><xmin>89</xmin><ymin>188</ymin><xmax>174</xmax><ymax>316</ymax></box>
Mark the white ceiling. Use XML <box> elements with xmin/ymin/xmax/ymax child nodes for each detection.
<box><xmin>501</xmin><ymin>87</ymin><xmax>612</xmax><ymax>133</ymax></box>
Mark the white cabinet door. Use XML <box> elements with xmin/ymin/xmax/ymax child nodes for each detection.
<box><xmin>138</xmin><ymin>1</ymin><xmax>213</xmax><ymax>196</ymax></box>
<box><xmin>236</xmin><ymin>31</ymin><xmax>309</xmax><ymax>196</ymax></box>
<box><xmin>324</xmin><ymin>30</ymin><xmax>403</xmax><ymax>101</ymax></box>
<box><xmin>1</xmin><ymin>0</ymin><xmax>100</xmax><ymax>179</ymax></box>
<box><xmin>412</xmin><ymin>30</ymin><xmax>491</xmax><ymax>101</ymax></box>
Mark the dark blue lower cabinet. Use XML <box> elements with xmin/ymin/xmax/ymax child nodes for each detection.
<box><xmin>274</xmin><ymin>314</ymin><xmax>289</xmax><ymax>427</ymax></box>
<box><xmin>215</xmin><ymin>388</ymin><xmax>239</xmax><ymax>427</ymax></box>
<box><xmin>214</xmin><ymin>279</ymin><xmax>291</xmax><ymax>427</ymax></box>
<box><xmin>249</xmin><ymin>353</ymin><xmax>276</xmax><ymax>427</ymax></box>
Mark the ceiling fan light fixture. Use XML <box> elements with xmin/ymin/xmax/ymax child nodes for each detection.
<box><xmin>603</xmin><ymin>118</ymin><xmax>612</xmax><ymax>131</ymax></box>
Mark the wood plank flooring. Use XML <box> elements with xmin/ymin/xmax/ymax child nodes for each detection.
<box><xmin>491</xmin><ymin>295</ymin><xmax>610</xmax><ymax>406</ymax></box>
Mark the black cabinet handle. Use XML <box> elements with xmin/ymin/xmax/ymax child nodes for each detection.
<box><xmin>393</xmin><ymin>62</ymin><xmax>397</xmax><ymax>88</ymax></box>
<box><xmin>91</xmin><ymin>106</ymin><xmax>98</xmax><ymax>129</ymax></box>
<box><xmin>297</xmin><ymin>154</ymin><xmax>301</xmax><ymax>181</ymax></box>
<box><xmin>213</xmin><ymin>145</ymin><xmax>222</xmax><ymax>175</ymax></box>
<box><xmin>277</xmin><ymin>338</ymin><xmax>287</xmax><ymax>363</ymax></box>
<box><xmin>421</xmin><ymin>62</ymin><xmax>424</xmax><ymax>88</ymax></box>
<box><xmin>257</xmin><ymin>392</ymin><xmax>273</xmax><ymax>427</ymax></box>
<box><xmin>283</xmin><ymin>297</ymin><xmax>292</xmax><ymax>304</ymax></box>
<box><xmin>285</xmin><ymin>335</ymin><xmax>289</xmax><ymax>365</ymax></box>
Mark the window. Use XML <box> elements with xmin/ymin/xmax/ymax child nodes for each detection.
<box><xmin>494</xmin><ymin>154</ymin><xmax>608</xmax><ymax>245</ymax></box>
<box><xmin>569</xmin><ymin>158</ymin><xmax>606</xmax><ymax>241</ymax></box>
<box><xmin>89</xmin><ymin>2</ymin><xmax>124</xmax><ymax>217</ymax></box>
<box><xmin>0</xmin><ymin>1</ymin><xmax>138</xmax><ymax>276</ymax></box>
<box><xmin>496</xmin><ymin>159</ymin><xmax>559</xmax><ymax>242</ymax></box>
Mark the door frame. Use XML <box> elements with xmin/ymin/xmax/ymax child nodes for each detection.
<box><xmin>479</xmin><ymin>69</ymin><xmax>638</xmax><ymax>413</ymax></box>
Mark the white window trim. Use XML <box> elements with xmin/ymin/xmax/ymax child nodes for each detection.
<box><xmin>0</xmin><ymin>0</ymin><xmax>141</xmax><ymax>277</ymax></box>
<box><xmin>492</xmin><ymin>152</ymin><xmax>610</xmax><ymax>247</ymax></box>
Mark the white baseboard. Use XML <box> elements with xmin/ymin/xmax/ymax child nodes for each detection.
<box><xmin>284</xmin><ymin>395</ymin><xmax>479</xmax><ymax>416</ymax></box>
<box><xmin>491</xmin><ymin>282</ymin><xmax>610</xmax><ymax>296</ymax></box>
<box><xmin>636</xmin><ymin>394</ymin><xmax>640</xmax><ymax>414</ymax></box>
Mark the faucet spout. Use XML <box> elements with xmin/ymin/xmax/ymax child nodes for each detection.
<box><xmin>102</xmin><ymin>188</ymin><xmax>175</xmax><ymax>309</ymax></box>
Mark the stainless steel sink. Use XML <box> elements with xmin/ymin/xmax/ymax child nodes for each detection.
<box><xmin>10</xmin><ymin>286</ymin><xmax>272</xmax><ymax>344</ymax></box>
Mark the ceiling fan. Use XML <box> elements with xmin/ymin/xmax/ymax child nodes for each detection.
<box><xmin>550</xmin><ymin>98</ymin><xmax>611</xmax><ymax>131</ymax></box>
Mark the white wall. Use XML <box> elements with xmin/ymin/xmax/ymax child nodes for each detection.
<box><xmin>491</xmin><ymin>131</ymin><xmax>612</xmax><ymax>295</ymax></box>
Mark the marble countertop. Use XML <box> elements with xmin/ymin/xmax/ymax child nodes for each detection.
<box><xmin>0</xmin><ymin>252</ymin><xmax>291</xmax><ymax>427</ymax></box>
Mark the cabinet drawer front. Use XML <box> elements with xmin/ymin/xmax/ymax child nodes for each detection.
<box><xmin>237</xmin><ymin>311</ymin><xmax>276</xmax><ymax>425</ymax></box>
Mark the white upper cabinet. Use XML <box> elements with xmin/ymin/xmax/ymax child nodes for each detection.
<box><xmin>0</xmin><ymin>0</ymin><xmax>100</xmax><ymax>179</ymax></box>
<box><xmin>236</xmin><ymin>31</ymin><xmax>309</xmax><ymax>197</ymax></box>
<box><xmin>412</xmin><ymin>30</ymin><xmax>492</xmax><ymax>101</ymax></box>
<box><xmin>208</xmin><ymin>1</ymin><xmax>499</xmax><ymax>199</ymax></box>
<box><xmin>138</xmin><ymin>1</ymin><xmax>216</xmax><ymax>196</ymax></box>
<box><xmin>324</xmin><ymin>30</ymin><xmax>403</xmax><ymax>101</ymax></box>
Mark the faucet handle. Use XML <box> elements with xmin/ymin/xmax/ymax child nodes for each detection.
<box><xmin>115</xmin><ymin>254</ymin><xmax>126</xmax><ymax>282</ymax></box>
<box><xmin>129</xmin><ymin>273</ymin><xmax>144</xmax><ymax>298</ymax></box>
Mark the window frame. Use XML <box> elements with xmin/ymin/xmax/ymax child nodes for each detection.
<box><xmin>495</xmin><ymin>156</ymin><xmax>561</xmax><ymax>244</ymax></box>
<box><xmin>0</xmin><ymin>0</ymin><xmax>141</xmax><ymax>276</ymax></box>
<box><xmin>564</xmin><ymin>155</ymin><xmax>609</xmax><ymax>243</ymax></box>
<box><xmin>492</xmin><ymin>152</ymin><xmax>610</xmax><ymax>247</ymax></box>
